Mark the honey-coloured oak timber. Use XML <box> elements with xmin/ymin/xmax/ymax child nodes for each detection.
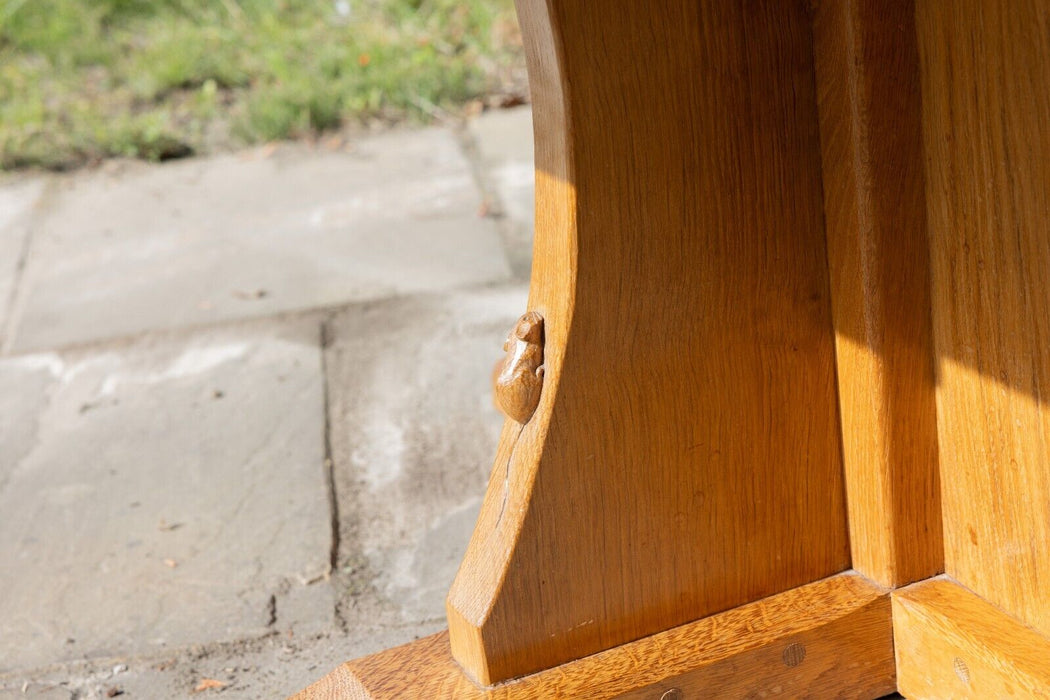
<box><xmin>893</xmin><ymin>577</ymin><xmax>1050</xmax><ymax>698</ymax></box>
<box><xmin>917</xmin><ymin>0</ymin><xmax>1050</xmax><ymax>638</ymax></box>
<box><xmin>446</xmin><ymin>0</ymin><xmax>851</xmax><ymax>685</ymax></box>
<box><xmin>295</xmin><ymin>573</ymin><xmax>895</xmax><ymax>700</ymax></box>
<box><xmin>812</xmin><ymin>0</ymin><xmax>943</xmax><ymax>589</ymax></box>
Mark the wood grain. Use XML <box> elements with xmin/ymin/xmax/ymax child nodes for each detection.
<box><xmin>296</xmin><ymin>573</ymin><xmax>895</xmax><ymax>699</ymax></box>
<box><xmin>812</xmin><ymin>0</ymin><xmax>943</xmax><ymax>589</ymax></box>
<box><xmin>917</xmin><ymin>0</ymin><xmax>1050</xmax><ymax>636</ymax></box>
<box><xmin>446</xmin><ymin>0</ymin><xmax>851</xmax><ymax>684</ymax></box>
<box><xmin>893</xmin><ymin>577</ymin><xmax>1050</xmax><ymax>698</ymax></box>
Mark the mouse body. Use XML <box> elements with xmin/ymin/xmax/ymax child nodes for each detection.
<box><xmin>494</xmin><ymin>312</ymin><xmax>545</xmax><ymax>424</ymax></box>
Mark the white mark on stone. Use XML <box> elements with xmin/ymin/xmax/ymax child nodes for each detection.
<box><xmin>161</xmin><ymin>343</ymin><xmax>248</xmax><ymax>380</ymax></box>
<box><xmin>8</xmin><ymin>353</ymin><xmax>65</xmax><ymax>377</ymax></box>
<box><xmin>307</xmin><ymin>176</ymin><xmax>472</xmax><ymax>228</ymax></box>
<box><xmin>495</xmin><ymin>162</ymin><xmax>535</xmax><ymax>189</ymax></box>
<box><xmin>350</xmin><ymin>417</ymin><xmax>405</xmax><ymax>489</ymax></box>
<box><xmin>45</xmin><ymin>483</ymin><xmax>96</xmax><ymax>506</ymax></box>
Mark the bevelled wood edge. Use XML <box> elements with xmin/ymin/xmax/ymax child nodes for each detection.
<box><xmin>893</xmin><ymin>577</ymin><xmax>1050</xmax><ymax>698</ymax></box>
<box><xmin>812</xmin><ymin>0</ymin><xmax>943</xmax><ymax>590</ymax></box>
<box><xmin>292</xmin><ymin>663</ymin><xmax>370</xmax><ymax>700</ymax></box>
<box><xmin>292</xmin><ymin>572</ymin><xmax>895</xmax><ymax>699</ymax></box>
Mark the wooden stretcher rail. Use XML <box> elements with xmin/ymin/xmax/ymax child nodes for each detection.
<box><xmin>294</xmin><ymin>573</ymin><xmax>895</xmax><ymax>699</ymax></box>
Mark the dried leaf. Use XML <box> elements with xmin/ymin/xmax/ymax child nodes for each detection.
<box><xmin>232</xmin><ymin>289</ymin><xmax>268</xmax><ymax>300</ymax></box>
<box><xmin>193</xmin><ymin>678</ymin><xmax>227</xmax><ymax>692</ymax></box>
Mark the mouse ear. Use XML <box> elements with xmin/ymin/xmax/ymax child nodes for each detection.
<box><xmin>515</xmin><ymin>312</ymin><xmax>544</xmax><ymax>343</ymax></box>
<box><xmin>521</xmin><ymin>310</ymin><xmax>543</xmax><ymax>326</ymax></box>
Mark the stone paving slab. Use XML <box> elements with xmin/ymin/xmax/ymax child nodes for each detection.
<box><xmin>0</xmin><ymin>625</ymin><xmax>442</xmax><ymax>700</ymax></box>
<box><xmin>0</xmin><ymin>178</ymin><xmax>47</xmax><ymax>347</ymax></box>
<box><xmin>467</xmin><ymin>107</ymin><xmax>535</xmax><ymax>275</ymax></box>
<box><xmin>5</xmin><ymin>128</ymin><xmax>511</xmax><ymax>353</ymax></box>
<box><xmin>325</xmin><ymin>285</ymin><xmax>527</xmax><ymax>628</ymax></box>
<box><xmin>0</xmin><ymin>319</ymin><xmax>331</xmax><ymax>673</ymax></box>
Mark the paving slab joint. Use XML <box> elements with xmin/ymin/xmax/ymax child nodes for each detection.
<box><xmin>453</xmin><ymin>121</ymin><xmax>530</xmax><ymax>279</ymax></box>
<box><xmin>0</xmin><ymin>176</ymin><xmax>55</xmax><ymax>356</ymax></box>
<box><xmin>319</xmin><ymin>316</ymin><xmax>344</xmax><ymax>631</ymax></box>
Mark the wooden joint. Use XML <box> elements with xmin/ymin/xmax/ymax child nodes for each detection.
<box><xmin>293</xmin><ymin>573</ymin><xmax>896</xmax><ymax>699</ymax></box>
<box><xmin>893</xmin><ymin>577</ymin><xmax>1050</xmax><ymax>698</ymax></box>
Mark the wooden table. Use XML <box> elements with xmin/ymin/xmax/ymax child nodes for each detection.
<box><xmin>297</xmin><ymin>1</ymin><xmax>1050</xmax><ymax>697</ymax></box>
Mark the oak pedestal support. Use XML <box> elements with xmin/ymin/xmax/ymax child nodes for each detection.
<box><xmin>447</xmin><ymin>0</ymin><xmax>850</xmax><ymax>685</ymax></box>
<box><xmin>297</xmin><ymin>0</ymin><xmax>1050</xmax><ymax>697</ymax></box>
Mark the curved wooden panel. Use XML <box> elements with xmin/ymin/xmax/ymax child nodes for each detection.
<box><xmin>447</xmin><ymin>0</ymin><xmax>851</xmax><ymax>684</ymax></box>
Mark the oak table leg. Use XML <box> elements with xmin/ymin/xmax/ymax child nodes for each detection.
<box><xmin>296</xmin><ymin>0</ymin><xmax>1050</xmax><ymax>697</ymax></box>
<box><xmin>447</xmin><ymin>0</ymin><xmax>852</xmax><ymax>685</ymax></box>
<box><xmin>297</xmin><ymin>0</ymin><xmax>880</xmax><ymax>696</ymax></box>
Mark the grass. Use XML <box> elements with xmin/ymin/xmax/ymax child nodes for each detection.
<box><xmin>0</xmin><ymin>0</ymin><xmax>525</xmax><ymax>170</ymax></box>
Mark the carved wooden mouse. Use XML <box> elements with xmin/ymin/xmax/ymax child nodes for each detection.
<box><xmin>493</xmin><ymin>311</ymin><xmax>545</xmax><ymax>424</ymax></box>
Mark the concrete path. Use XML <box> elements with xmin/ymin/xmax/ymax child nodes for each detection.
<box><xmin>0</xmin><ymin>107</ymin><xmax>535</xmax><ymax>699</ymax></box>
